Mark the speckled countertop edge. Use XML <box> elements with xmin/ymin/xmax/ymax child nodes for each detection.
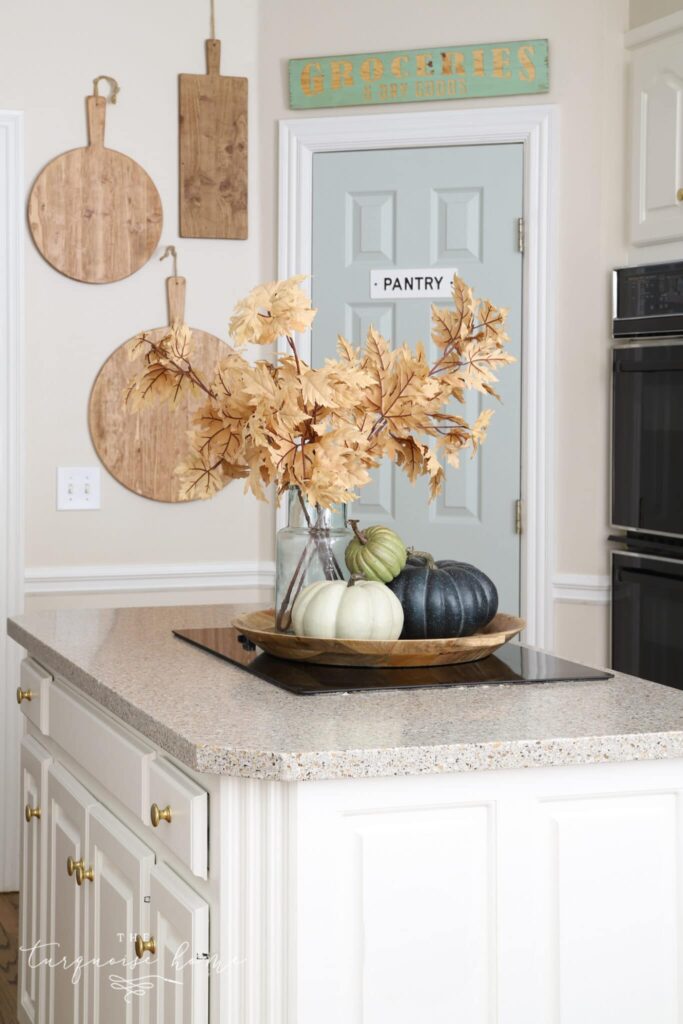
<box><xmin>9</xmin><ymin>611</ymin><xmax>683</xmax><ymax>782</ymax></box>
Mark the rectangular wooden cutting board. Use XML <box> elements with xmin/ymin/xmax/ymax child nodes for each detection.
<box><xmin>179</xmin><ymin>39</ymin><xmax>248</xmax><ymax>239</ymax></box>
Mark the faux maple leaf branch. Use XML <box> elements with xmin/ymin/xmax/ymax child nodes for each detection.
<box><xmin>123</xmin><ymin>273</ymin><xmax>514</xmax><ymax>508</ymax></box>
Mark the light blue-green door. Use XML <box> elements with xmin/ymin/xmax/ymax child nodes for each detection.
<box><xmin>311</xmin><ymin>144</ymin><xmax>523</xmax><ymax>613</ymax></box>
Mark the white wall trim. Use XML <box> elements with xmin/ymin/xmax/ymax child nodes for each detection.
<box><xmin>25</xmin><ymin>561</ymin><xmax>276</xmax><ymax>596</ymax></box>
<box><xmin>626</xmin><ymin>10</ymin><xmax>683</xmax><ymax>48</ymax></box>
<box><xmin>0</xmin><ymin>110</ymin><xmax>24</xmax><ymax>891</ymax></box>
<box><xmin>552</xmin><ymin>574</ymin><xmax>611</xmax><ymax>605</ymax></box>
<box><xmin>277</xmin><ymin>105</ymin><xmax>558</xmax><ymax>650</ymax></box>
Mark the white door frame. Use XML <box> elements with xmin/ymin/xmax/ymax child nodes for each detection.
<box><xmin>0</xmin><ymin>110</ymin><xmax>25</xmax><ymax>891</ymax></box>
<box><xmin>277</xmin><ymin>104</ymin><xmax>558</xmax><ymax>650</ymax></box>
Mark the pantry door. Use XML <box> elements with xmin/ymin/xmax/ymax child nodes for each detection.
<box><xmin>311</xmin><ymin>143</ymin><xmax>523</xmax><ymax>613</ymax></box>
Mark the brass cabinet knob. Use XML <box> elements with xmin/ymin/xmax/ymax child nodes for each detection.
<box><xmin>75</xmin><ymin>865</ymin><xmax>94</xmax><ymax>886</ymax></box>
<box><xmin>25</xmin><ymin>805</ymin><xmax>41</xmax><ymax>822</ymax></box>
<box><xmin>16</xmin><ymin>687</ymin><xmax>33</xmax><ymax>704</ymax></box>
<box><xmin>66</xmin><ymin>856</ymin><xmax>84</xmax><ymax>877</ymax></box>
<box><xmin>134</xmin><ymin>934</ymin><xmax>156</xmax><ymax>959</ymax></box>
<box><xmin>150</xmin><ymin>803</ymin><xmax>172</xmax><ymax>827</ymax></box>
<box><xmin>677</xmin><ymin>187</ymin><xmax>683</xmax><ymax>202</ymax></box>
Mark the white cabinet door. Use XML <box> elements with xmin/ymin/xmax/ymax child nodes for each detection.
<box><xmin>630</xmin><ymin>31</ymin><xmax>683</xmax><ymax>246</ymax></box>
<box><xmin>526</xmin><ymin>791</ymin><xmax>680</xmax><ymax>1024</ymax></box>
<box><xmin>85</xmin><ymin>805</ymin><xmax>155</xmax><ymax>1024</ymax></box>
<box><xmin>146</xmin><ymin>864</ymin><xmax>209</xmax><ymax>1024</ymax></box>
<box><xmin>18</xmin><ymin>735</ymin><xmax>51</xmax><ymax>1024</ymax></box>
<box><xmin>44</xmin><ymin>763</ymin><xmax>96</xmax><ymax>1024</ymax></box>
<box><xmin>296</xmin><ymin>795</ymin><xmax>494</xmax><ymax>1024</ymax></box>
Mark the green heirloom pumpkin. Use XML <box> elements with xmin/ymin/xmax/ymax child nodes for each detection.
<box><xmin>345</xmin><ymin>520</ymin><xmax>408</xmax><ymax>583</ymax></box>
<box><xmin>387</xmin><ymin>551</ymin><xmax>498</xmax><ymax>639</ymax></box>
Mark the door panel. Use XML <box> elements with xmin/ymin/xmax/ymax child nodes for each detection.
<box><xmin>19</xmin><ymin>735</ymin><xmax>51</xmax><ymax>1024</ymax></box>
<box><xmin>532</xmin><ymin>793</ymin><xmax>680</xmax><ymax>1023</ymax></box>
<box><xmin>312</xmin><ymin>144</ymin><xmax>523</xmax><ymax>612</ymax></box>
<box><xmin>147</xmin><ymin>864</ymin><xmax>209</xmax><ymax>1024</ymax></box>
<box><xmin>296</xmin><ymin>799</ymin><xmax>493</xmax><ymax>1024</ymax></box>
<box><xmin>45</xmin><ymin>763</ymin><xmax>95</xmax><ymax>1024</ymax></box>
<box><xmin>86</xmin><ymin>805</ymin><xmax>155</xmax><ymax>1024</ymax></box>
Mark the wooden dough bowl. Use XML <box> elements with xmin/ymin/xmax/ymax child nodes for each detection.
<box><xmin>232</xmin><ymin>610</ymin><xmax>526</xmax><ymax>668</ymax></box>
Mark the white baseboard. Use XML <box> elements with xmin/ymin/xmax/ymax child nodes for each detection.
<box><xmin>25</xmin><ymin>561</ymin><xmax>276</xmax><ymax>596</ymax></box>
<box><xmin>552</xmin><ymin>574</ymin><xmax>610</xmax><ymax>605</ymax></box>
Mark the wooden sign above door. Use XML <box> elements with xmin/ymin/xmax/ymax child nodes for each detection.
<box><xmin>289</xmin><ymin>38</ymin><xmax>548</xmax><ymax>109</ymax></box>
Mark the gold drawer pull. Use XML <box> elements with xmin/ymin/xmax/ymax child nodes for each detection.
<box><xmin>75</xmin><ymin>865</ymin><xmax>94</xmax><ymax>886</ymax></box>
<box><xmin>134</xmin><ymin>934</ymin><xmax>156</xmax><ymax>959</ymax></box>
<box><xmin>66</xmin><ymin>856</ymin><xmax>84</xmax><ymax>877</ymax></box>
<box><xmin>16</xmin><ymin>688</ymin><xmax>33</xmax><ymax>704</ymax></box>
<box><xmin>25</xmin><ymin>805</ymin><xmax>41</xmax><ymax>822</ymax></box>
<box><xmin>150</xmin><ymin>803</ymin><xmax>172</xmax><ymax>827</ymax></box>
<box><xmin>677</xmin><ymin>187</ymin><xmax>683</xmax><ymax>202</ymax></box>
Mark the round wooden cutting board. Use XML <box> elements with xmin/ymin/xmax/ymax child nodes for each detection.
<box><xmin>28</xmin><ymin>91</ymin><xmax>162</xmax><ymax>283</ymax></box>
<box><xmin>89</xmin><ymin>276</ymin><xmax>231</xmax><ymax>502</ymax></box>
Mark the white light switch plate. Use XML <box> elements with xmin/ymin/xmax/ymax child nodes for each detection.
<box><xmin>57</xmin><ymin>467</ymin><xmax>101</xmax><ymax>510</ymax></box>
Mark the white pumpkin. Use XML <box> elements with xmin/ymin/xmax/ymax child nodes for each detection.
<box><xmin>291</xmin><ymin>576</ymin><xmax>404</xmax><ymax>641</ymax></box>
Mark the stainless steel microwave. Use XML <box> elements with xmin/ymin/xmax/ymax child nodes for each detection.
<box><xmin>613</xmin><ymin>260</ymin><xmax>683</xmax><ymax>338</ymax></box>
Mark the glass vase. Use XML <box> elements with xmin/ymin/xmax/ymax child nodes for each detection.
<box><xmin>275</xmin><ymin>487</ymin><xmax>352</xmax><ymax>631</ymax></box>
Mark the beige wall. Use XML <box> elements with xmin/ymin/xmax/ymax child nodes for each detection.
<box><xmin>6</xmin><ymin>0</ymin><xmax>629</xmax><ymax>661</ymax></box>
<box><xmin>630</xmin><ymin>0</ymin><xmax>683</xmax><ymax>27</ymax></box>
<box><xmin>2</xmin><ymin>0</ymin><xmax>273</xmax><ymax>598</ymax></box>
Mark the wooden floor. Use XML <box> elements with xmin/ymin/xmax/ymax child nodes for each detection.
<box><xmin>0</xmin><ymin>894</ymin><xmax>18</xmax><ymax>1024</ymax></box>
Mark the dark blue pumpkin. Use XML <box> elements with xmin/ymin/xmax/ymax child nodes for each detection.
<box><xmin>387</xmin><ymin>552</ymin><xmax>498</xmax><ymax>639</ymax></box>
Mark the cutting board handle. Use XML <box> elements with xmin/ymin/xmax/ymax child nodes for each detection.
<box><xmin>167</xmin><ymin>276</ymin><xmax>187</xmax><ymax>325</ymax></box>
<box><xmin>86</xmin><ymin>96</ymin><xmax>106</xmax><ymax>149</ymax></box>
<box><xmin>206</xmin><ymin>39</ymin><xmax>221</xmax><ymax>75</ymax></box>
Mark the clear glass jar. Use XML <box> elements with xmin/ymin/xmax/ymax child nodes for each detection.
<box><xmin>275</xmin><ymin>487</ymin><xmax>351</xmax><ymax>631</ymax></box>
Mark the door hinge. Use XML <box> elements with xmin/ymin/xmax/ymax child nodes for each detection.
<box><xmin>515</xmin><ymin>498</ymin><xmax>523</xmax><ymax>535</ymax></box>
<box><xmin>517</xmin><ymin>217</ymin><xmax>525</xmax><ymax>254</ymax></box>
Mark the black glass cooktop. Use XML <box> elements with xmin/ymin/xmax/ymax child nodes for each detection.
<box><xmin>173</xmin><ymin>626</ymin><xmax>612</xmax><ymax>696</ymax></box>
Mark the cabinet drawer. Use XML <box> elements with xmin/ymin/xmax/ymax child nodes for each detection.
<box><xmin>147</xmin><ymin>758</ymin><xmax>208</xmax><ymax>879</ymax></box>
<box><xmin>49</xmin><ymin>681</ymin><xmax>155</xmax><ymax>822</ymax></box>
<box><xmin>18</xmin><ymin>658</ymin><xmax>51</xmax><ymax>733</ymax></box>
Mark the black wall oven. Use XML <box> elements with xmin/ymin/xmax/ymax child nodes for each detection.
<box><xmin>612</xmin><ymin>341</ymin><xmax>683</xmax><ymax>538</ymax></box>
<box><xmin>612</xmin><ymin>549</ymin><xmax>683</xmax><ymax>687</ymax></box>
<box><xmin>611</xmin><ymin>260</ymin><xmax>683</xmax><ymax>689</ymax></box>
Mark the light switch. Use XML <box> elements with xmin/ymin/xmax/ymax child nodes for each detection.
<box><xmin>57</xmin><ymin>467</ymin><xmax>101</xmax><ymax>510</ymax></box>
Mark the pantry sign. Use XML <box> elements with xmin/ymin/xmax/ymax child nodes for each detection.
<box><xmin>289</xmin><ymin>39</ymin><xmax>548</xmax><ymax>109</ymax></box>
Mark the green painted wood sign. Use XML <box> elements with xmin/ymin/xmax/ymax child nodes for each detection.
<box><xmin>289</xmin><ymin>39</ymin><xmax>549</xmax><ymax>109</ymax></box>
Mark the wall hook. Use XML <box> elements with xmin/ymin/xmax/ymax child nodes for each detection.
<box><xmin>160</xmin><ymin>245</ymin><xmax>179</xmax><ymax>277</ymax></box>
<box><xmin>92</xmin><ymin>76</ymin><xmax>120</xmax><ymax>103</ymax></box>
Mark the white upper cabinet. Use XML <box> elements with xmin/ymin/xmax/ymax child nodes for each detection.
<box><xmin>629</xmin><ymin>24</ymin><xmax>683</xmax><ymax>247</ymax></box>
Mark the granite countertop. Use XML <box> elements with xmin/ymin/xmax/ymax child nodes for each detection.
<box><xmin>8</xmin><ymin>604</ymin><xmax>683</xmax><ymax>781</ymax></box>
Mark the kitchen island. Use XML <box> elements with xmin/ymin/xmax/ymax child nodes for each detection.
<box><xmin>9</xmin><ymin>603</ymin><xmax>683</xmax><ymax>1024</ymax></box>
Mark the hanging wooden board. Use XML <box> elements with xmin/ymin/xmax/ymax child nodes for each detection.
<box><xmin>89</xmin><ymin>276</ymin><xmax>230</xmax><ymax>502</ymax></box>
<box><xmin>28</xmin><ymin>85</ymin><xmax>163</xmax><ymax>283</ymax></box>
<box><xmin>179</xmin><ymin>39</ymin><xmax>248</xmax><ymax>239</ymax></box>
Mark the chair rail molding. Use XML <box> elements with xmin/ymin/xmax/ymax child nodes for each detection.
<box><xmin>24</xmin><ymin>560</ymin><xmax>276</xmax><ymax>595</ymax></box>
<box><xmin>552</xmin><ymin>574</ymin><xmax>611</xmax><ymax>605</ymax></box>
<box><xmin>277</xmin><ymin>104</ymin><xmax>559</xmax><ymax>649</ymax></box>
<box><xmin>0</xmin><ymin>110</ymin><xmax>24</xmax><ymax>891</ymax></box>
